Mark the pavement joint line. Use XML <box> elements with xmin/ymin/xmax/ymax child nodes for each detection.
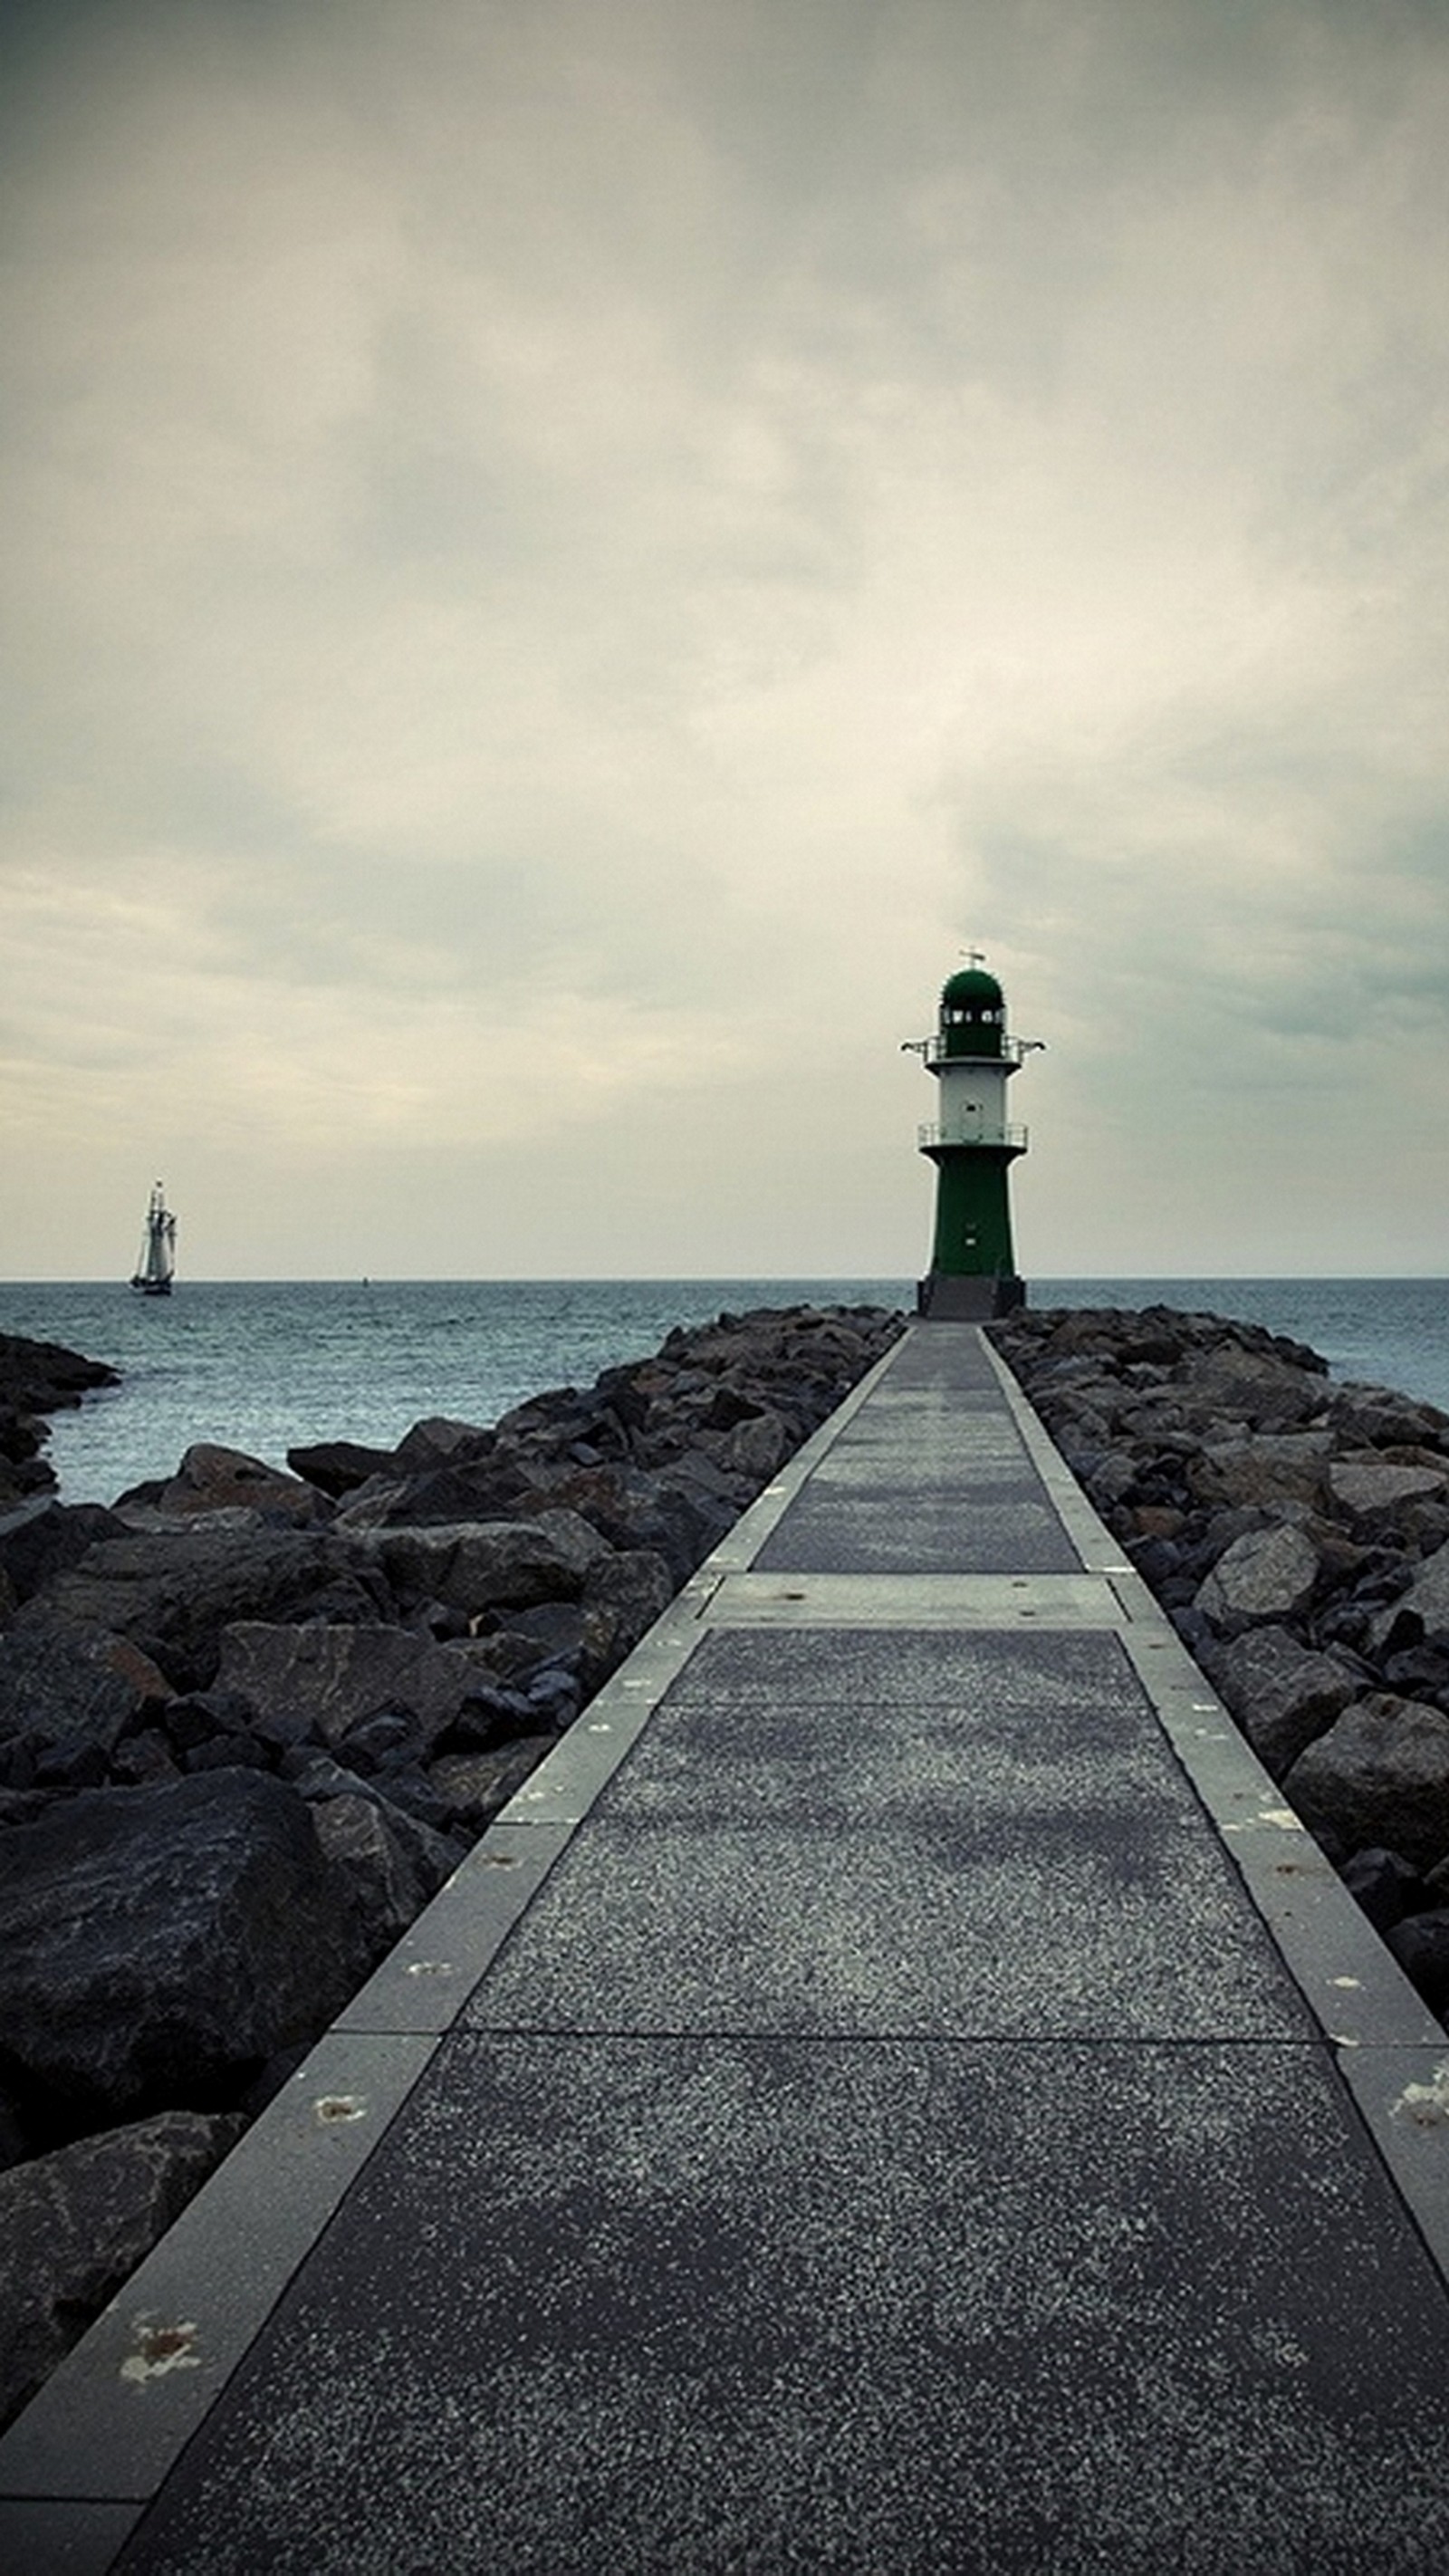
<box><xmin>440</xmin><ymin>2023</ymin><xmax>1337</xmax><ymax>2051</ymax></box>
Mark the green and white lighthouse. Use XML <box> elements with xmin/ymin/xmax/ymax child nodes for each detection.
<box><xmin>909</xmin><ymin>954</ymin><xmax>1037</xmax><ymax>1319</ymax></box>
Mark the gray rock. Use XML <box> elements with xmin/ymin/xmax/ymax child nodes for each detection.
<box><xmin>1386</xmin><ymin>1911</ymin><xmax>1449</xmax><ymax>2016</ymax></box>
<box><xmin>1197</xmin><ymin>1434</ymin><xmax>1331</xmax><ymax>1513</ymax></box>
<box><xmin>1204</xmin><ymin>1624</ymin><xmax>1357</xmax><ymax>1775</ymax></box>
<box><xmin>1085</xmin><ymin>1452</ymin><xmax>1138</xmax><ymax>1508</ymax></box>
<box><xmin>147</xmin><ymin>1444</ymin><xmax>332</xmax><ymax>1524</ymax></box>
<box><xmin>215</xmin><ymin>1620</ymin><xmax>504</xmax><ymax>1758</ymax></box>
<box><xmin>286</xmin><ymin>1438</ymin><xmax>402</xmax><ymax>1497</ymax></box>
<box><xmin>1175</xmin><ymin>1343</ymin><xmax>1324</xmax><ymax>1427</ymax></box>
<box><xmin>395</xmin><ymin>1416</ymin><xmax>495</xmax><ymax>1466</ymax></box>
<box><xmin>723</xmin><ymin>1410</ymin><xmax>792</xmax><ymax>1481</ymax></box>
<box><xmin>500</xmin><ymin>1601</ymin><xmax>588</xmax><ymax>1662</ymax></box>
<box><xmin>309</xmin><ymin>1792</ymin><xmax>459</xmax><ymax>1946</ymax></box>
<box><xmin>1327</xmin><ymin>1456</ymin><xmax>1449</xmax><ymax>1522</ymax></box>
<box><xmin>1339</xmin><ymin>1846</ymin><xmax>1426</xmax><ymax>1934</ymax></box>
<box><xmin>1329</xmin><ymin>1385</ymin><xmax>1449</xmax><ymax>1454</ymax></box>
<box><xmin>1373</xmin><ymin>1540</ymin><xmax>1449</xmax><ymax>1657</ymax></box>
<box><xmin>0</xmin><ymin>1771</ymin><xmax>369</xmax><ymax>2124</ymax></box>
<box><xmin>1195</xmin><ymin>1523</ymin><xmax>1321</xmax><ymax>1637</ymax></box>
<box><xmin>0</xmin><ymin>2109</ymin><xmax>243</xmax><ymax>2431</ymax></box>
<box><xmin>0</xmin><ymin>1500</ymin><xmax>126</xmax><ymax>1608</ymax></box>
<box><xmin>359</xmin><ymin>1509</ymin><xmax>610</xmax><ymax>1617</ymax></box>
<box><xmin>1284</xmin><ymin>1694</ymin><xmax>1449</xmax><ymax>1870</ymax></box>
<box><xmin>0</xmin><ymin>1336</ymin><xmax>120</xmax><ymax>1511</ymax></box>
<box><xmin>581</xmin><ymin>1547</ymin><xmax>676</xmax><ymax>1657</ymax></box>
<box><xmin>21</xmin><ymin>1525</ymin><xmax>393</xmax><ymax>1691</ymax></box>
<box><xmin>427</xmin><ymin>1737</ymin><xmax>555</xmax><ymax>1832</ymax></box>
<box><xmin>0</xmin><ymin>1613</ymin><xmax>175</xmax><ymax>1789</ymax></box>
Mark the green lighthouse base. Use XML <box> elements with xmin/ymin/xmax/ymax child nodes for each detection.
<box><xmin>916</xmin><ymin>1272</ymin><xmax>1027</xmax><ymax>1321</ymax></box>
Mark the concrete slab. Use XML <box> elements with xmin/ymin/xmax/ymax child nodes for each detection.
<box><xmin>753</xmin><ymin>1488</ymin><xmax>1084</xmax><ymax>1572</ymax></box>
<box><xmin>464</xmin><ymin>1812</ymin><xmax>1313</xmax><ymax>2038</ymax></box>
<box><xmin>754</xmin><ymin>1341</ymin><xmax>1082</xmax><ymax>1574</ymax></box>
<box><xmin>108</xmin><ymin>2033</ymin><xmax>1449</xmax><ymax>2575</ymax></box>
<box><xmin>465</xmin><ymin>1626</ymin><xmax>1312</xmax><ymax>2040</ymax></box>
<box><xmin>704</xmin><ymin>1569</ymin><xmax>1124</xmax><ymax>1624</ymax></box>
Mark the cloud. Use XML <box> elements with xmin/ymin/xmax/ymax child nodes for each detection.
<box><xmin>2</xmin><ymin>0</ymin><xmax>1448</xmax><ymax>1274</ymax></box>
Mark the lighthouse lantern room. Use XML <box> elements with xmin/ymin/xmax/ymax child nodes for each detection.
<box><xmin>910</xmin><ymin>955</ymin><xmax>1036</xmax><ymax>1319</ymax></box>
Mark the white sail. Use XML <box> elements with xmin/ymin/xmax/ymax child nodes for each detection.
<box><xmin>130</xmin><ymin>1181</ymin><xmax>177</xmax><ymax>1295</ymax></box>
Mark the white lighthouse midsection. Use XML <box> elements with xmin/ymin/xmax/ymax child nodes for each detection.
<box><xmin>932</xmin><ymin>1061</ymin><xmax>1011</xmax><ymax>1145</ymax></box>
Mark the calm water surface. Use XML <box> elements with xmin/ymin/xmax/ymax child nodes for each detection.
<box><xmin>0</xmin><ymin>1274</ymin><xmax>1444</xmax><ymax>1508</ymax></box>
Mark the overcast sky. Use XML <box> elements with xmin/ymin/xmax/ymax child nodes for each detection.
<box><xmin>4</xmin><ymin>0</ymin><xmax>1447</xmax><ymax>1281</ymax></box>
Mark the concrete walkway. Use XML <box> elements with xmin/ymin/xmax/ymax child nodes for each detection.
<box><xmin>7</xmin><ymin>1324</ymin><xmax>1449</xmax><ymax>2571</ymax></box>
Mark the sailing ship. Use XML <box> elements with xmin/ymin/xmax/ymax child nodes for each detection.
<box><xmin>130</xmin><ymin>1181</ymin><xmax>177</xmax><ymax>1296</ymax></box>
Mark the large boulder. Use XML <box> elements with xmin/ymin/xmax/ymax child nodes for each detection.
<box><xmin>427</xmin><ymin>1738</ymin><xmax>557</xmax><ymax>1834</ymax></box>
<box><xmin>16</xmin><ymin>1525</ymin><xmax>394</xmax><ymax>1690</ymax></box>
<box><xmin>1174</xmin><ymin>1342</ymin><xmax>1325</xmax><ymax>1428</ymax></box>
<box><xmin>1327</xmin><ymin>1456</ymin><xmax>1449</xmax><ymax>1523</ymax></box>
<box><xmin>722</xmin><ymin>1409</ymin><xmax>792</xmax><ymax>1482</ymax></box>
<box><xmin>0</xmin><ymin>1771</ymin><xmax>369</xmax><ymax>2128</ymax></box>
<box><xmin>1386</xmin><ymin>1913</ymin><xmax>1449</xmax><ymax>2016</ymax></box>
<box><xmin>214</xmin><ymin>1620</ymin><xmax>506</xmax><ymax>1758</ymax></box>
<box><xmin>0</xmin><ymin>1336</ymin><xmax>120</xmax><ymax>1509</ymax></box>
<box><xmin>0</xmin><ymin>2109</ymin><xmax>243</xmax><ymax>2431</ymax></box>
<box><xmin>1370</xmin><ymin>1539</ymin><xmax>1449</xmax><ymax>1658</ymax></box>
<box><xmin>0</xmin><ymin>1500</ymin><xmax>127</xmax><ymax>1610</ymax></box>
<box><xmin>0</xmin><ymin>1613</ymin><xmax>175</xmax><ymax>1790</ymax></box>
<box><xmin>1201</xmin><ymin>1624</ymin><xmax>1357</xmax><ymax>1776</ymax></box>
<box><xmin>1283</xmin><ymin>1694</ymin><xmax>1449</xmax><ymax>1870</ymax></box>
<box><xmin>286</xmin><ymin>1438</ymin><xmax>403</xmax><ymax>1498</ymax></box>
<box><xmin>581</xmin><ymin>1546</ymin><xmax>677</xmax><ymax>1659</ymax></box>
<box><xmin>309</xmin><ymin>1792</ymin><xmax>460</xmax><ymax>1946</ymax></box>
<box><xmin>1195</xmin><ymin>1524</ymin><xmax>1321</xmax><ymax>1637</ymax></box>
<box><xmin>1195</xmin><ymin>1434</ymin><xmax>1331</xmax><ymax>1514</ymax></box>
<box><xmin>357</xmin><ymin>1509</ymin><xmax>610</xmax><ymax>1617</ymax></box>
<box><xmin>1327</xmin><ymin>1385</ymin><xmax>1449</xmax><ymax>1454</ymax></box>
<box><xmin>144</xmin><ymin>1444</ymin><xmax>331</xmax><ymax>1525</ymax></box>
<box><xmin>0</xmin><ymin>1335</ymin><xmax>119</xmax><ymax>1415</ymax></box>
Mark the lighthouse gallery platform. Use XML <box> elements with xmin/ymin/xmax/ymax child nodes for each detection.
<box><xmin>6</xmin><ymin>1323</ymin><xmax>1449</xmax><ymax>2570</ymax></box>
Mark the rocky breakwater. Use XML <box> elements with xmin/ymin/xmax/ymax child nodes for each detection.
<box><xmin>0</xmin><ymin>1302</ymin><xmax>900</xmax><ymax>2426</ymax></box>
<box><xmin>0</xmin><ymin>1331</ymin><xmax>120</xmax><ymax>1515</ymax></box>
<box><xmin>991</xmin><ymin>1304</ymin><xmax>1449</xmax><ymax>2018</ymax></box>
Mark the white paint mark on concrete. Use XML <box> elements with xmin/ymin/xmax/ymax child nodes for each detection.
<box><xmin>1393</xmin><ymin>2062</ymin><xmax>1449</xmax><ymax>2127</ymax></box>
<box><xmin>120</xmin><ymin>2318</ymin><xmax>200</xmax><ymax>2388</ymax></box>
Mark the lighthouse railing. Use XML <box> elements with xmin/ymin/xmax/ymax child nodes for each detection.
<box><xmin>924</xmin><ymin>1033</ymin><xmax>1035</xmax><ymax>1071</ymax></box>
<box><xmin>917</xmin><ymin>1121</ymin><xmax>1028</xmax><ymax>1152</ymax></box>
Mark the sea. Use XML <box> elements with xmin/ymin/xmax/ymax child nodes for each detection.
<box><xmin>0</xmin><ymin>1275</ymin><xmax>1445</xmax><ymax>1512</ymax></box>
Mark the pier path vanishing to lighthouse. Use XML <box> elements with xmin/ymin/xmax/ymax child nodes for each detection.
<box><xmin>6</xmin><ymin>1322</ymin><xmax>1449</xmax><ymax>2572</ymax></box>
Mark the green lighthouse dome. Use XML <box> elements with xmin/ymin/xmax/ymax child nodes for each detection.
<box><xmin>938</xmin><ymin>963</ymin><xmax>1005</xmax><ymax>1057</ymax></box>
<box><xmin>941</xmin><ymin>965</ymin><xmax>1003</xmax><ymax>1011</ymax></box>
